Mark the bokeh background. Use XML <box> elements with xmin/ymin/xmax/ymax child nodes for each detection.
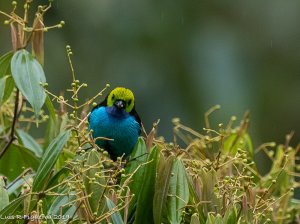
<box><xmin>1</xmin><ymin>1</ymin><xmax>299</xmax><ymax>175</ymax></box>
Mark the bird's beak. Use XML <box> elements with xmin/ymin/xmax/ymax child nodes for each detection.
<box><xmin>114</xmin><ymin>100</ymin><xmax>125</xmax><ymax>110</ymax></box>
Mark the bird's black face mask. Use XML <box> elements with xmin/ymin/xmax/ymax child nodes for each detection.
<box><xmin>114</xmin><ymin>100</ymin><xmax>125</xmax><ymax>110</ymax></box>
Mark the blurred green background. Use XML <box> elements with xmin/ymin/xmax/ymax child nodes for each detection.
<box><xmin>1</xmin><ymin>1</ymin><xmax>299</xmax><ymax>171</ymax></box>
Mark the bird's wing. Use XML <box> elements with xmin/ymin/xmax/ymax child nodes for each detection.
<box><xmin>130</xmin><ymin>107</ymin><xmax>142</xmax><ymax>134</ymax></box>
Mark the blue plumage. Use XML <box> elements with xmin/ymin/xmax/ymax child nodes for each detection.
<box><xmin>88</xmin><ymin>87</ymin><xmax>141</xmax><ymax>160</ymax></box>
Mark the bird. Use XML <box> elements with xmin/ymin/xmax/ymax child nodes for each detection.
<box><xmin>88</xmin><ymin>87</ymin><xmax>141</xmax><ymax>161</ymax></box>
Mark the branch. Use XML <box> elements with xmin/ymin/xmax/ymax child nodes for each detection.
<box><xmin>0</xmin><ymin>89</ymin><xmax>20</xmax><ymax>159</ymax></box>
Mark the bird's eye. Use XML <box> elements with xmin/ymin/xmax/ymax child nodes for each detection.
<box><xmin>112</xmin><ymin>94</ymin><xmax>115</xmax><ymax>100</ymax></box>
<box><xmin>128</xmin><ymin>99</ymin><xmax>132</xmax><ymax>105</ymax></box>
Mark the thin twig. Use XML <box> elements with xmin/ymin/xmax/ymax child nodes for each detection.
<box><xmin>0</xmin><ymin>89</ymin><xmax>20</xmax><ymax>159</ymax></box>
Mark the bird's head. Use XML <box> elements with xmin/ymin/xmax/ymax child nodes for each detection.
<box><xmin>107</xmin><ymin>87</ymin><xmax>135</xmax><ymax>113</ymax></box>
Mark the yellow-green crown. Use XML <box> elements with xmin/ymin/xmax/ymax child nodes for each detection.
<box><xmin>107</xmin><ymin>87</ymin><xmax>135</xmax><ymax>112</ymax></box>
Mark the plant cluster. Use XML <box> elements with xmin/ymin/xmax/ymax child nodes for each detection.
<box><xmin>0</xmin><ymin>1</ymin><xmax>299</xmax><ymax>224</ymax></box>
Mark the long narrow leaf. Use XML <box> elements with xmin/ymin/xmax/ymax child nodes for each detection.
<box><xmin>32</xmin><ymin>15</ymin><xmax>44</xmax><ymax>66</ymax></box>
<box><xmin>0</xmin><ymin>52</ymin><xmax>14</xmax><ymax>105</ymax></box>
<box><xmin>0</xmin><ymin>196</ymin><xmax>25</xmax><ymax>223</ymax></box>
<box><xmin>0</xmin><ymin>177</ymin><xmax>9</xmax><ymax>211</ymax></box>
<box><xmin>44</xmin><ymin>96</ymin><xmax>59</xmax><ymax>147</ymax></box>
<box><xmin>0</xmin><ymin>75</ymin><xmax>15</xmax><ymax>106</ymax></box>
<box><xmin>2</xmin><ymin>75</ymin><xmax>15</xmax><ymax>103</ymax></box>
<box><xmin>0</xmin><ymin>52</ymin><xmax>13</xmax><ymax>78</ymax></box>
<box><xmin>6</xmin><ymin>174</ymin><xmax>34</xmax><ymax>195</ymax></box>
<box><xmin>0</xmin><ymin>77</ymin><xmax>7</xmax><ymax>105</ymax></box>
<box><xmin>32</xmin><ymin>130</ymin><xmax>70</xmax><ymax>192</ymax></box>
<box><xmin>17</xmin><ymin>129</ymin><xmax>43</xmax><ymax>157</ymax></box>
<box><xmin>106</xmin><ymin>197</ymin><xmax>125</xmax><ymax>224</ymax></box>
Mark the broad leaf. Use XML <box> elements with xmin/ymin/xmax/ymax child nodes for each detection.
<box><xmin>83</xmin><ymin>149</ymin><xmax>106</xmax><ymax>214</ymax></box>
<box><xmin>122</xmin><ymin>137</ymin><xmax>148</xmax><ymax>186</ymax></box>
<box><xmin>125</xmin><ymin>137</ymin><xmax>148</xmax><ymax>174</ymax></box>
<box><xmin>32</xmin><ymin>130</ymin><xmax>70</xmax><ymax>192</ymax></box>
<box><xmin>11</xmin><ymin>49</ymin><xmax>46</xmax><ymax>118</ymax></box>
<box><xmin>0</xmin><ymin>142</ymin><xmax>39</xmax><ymax>181</ymax></box>
<box><xmin>166</xmin><ymin>159</ymin><xmax>189</xmax><ymax>223</ymax></box>
<box><xmin>120</xmin><ymin>137</ymin><xmax>148</xmax><ymax>216</ymax></box>
<box><xmin>134</xmin><ymin>146</ymin><xmax>159</xmax><ymax>224</ymax></box>
<box><xmin>153</xmin><ymin>155</ymin><xmax>175</xmax><ymax>224</ymax></box>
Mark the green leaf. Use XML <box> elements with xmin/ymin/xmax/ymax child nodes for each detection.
<box><xmin>166</xmin><ymin>159</ymin><xmax>189</xmax><ymax>224</ymax></box>
<box><xmin>0</xmin><ymin>76</ymin><xmax>7</xmax><ymax>105</ymax></box>
<box><xmin>2</xmin><ymin>75</ymin><xmax>15</xmax><ymax>103</ymax></box>
<box><xmin>46</xmin><ymin>166</ymin><xmax>70</xmax><ymax>190</ymax></box>
<box><xmin>16</xmin><ymin>129</ymin><xmax>43</xmax><ymax>157</ymax></box>
<box><xmin>83</xmin><ymin>149</ymin><xmax>106</xmax><ymax>214</ymax></box>
<box><xmin>120</xmin><ymin>137</ymin><xmax>148</xmax><ymax>216</ymax></box>
<box><xmin>44</xmin><ymin>96</ymin><xmax>59</xmax><ymax>147</ymax></box>
<box><xmin>264</xmin><ymin>145</ymin><xmax>293</xmax><ymax>196</ymax></box>
<box><xmin>0</xmin><ymin>76</ymin><xmax>15</xmax><ymax>106</ymax></box>
<box><xmin>0</xmin><ymin>52</ymin><xmax>13</xmax><ymax>78</ymax></box>
<box><xmin>0</xmin><ymin>177</ymin><xmax>9</xmax><ymax>211</ymax></box>
<box><xmin>45</xmin><ymin>95</ymin><xmax>56</xmax><ymax>122</ymax></box>
<box><xmin>6</xmin><ymin>174</ymin><xmax>34</xmax><ymax>195</ymax></box>
<box><xmin>223</xmin><ymin>205</ymin><xmax>238</xmax><ymax>224</ymax></box>
<box><xmin>187</xmin><ymin>175</ymin><xmax>201</xmax><ymax>206</ymax></box>
<box><xmin>0</xmin><ymin>196</ymin><xmax>24</xmax><ymax>223</ymax></box>
<box><xmin>0</xmin><ymin>142</ymin><xmax>39</xmax><ymax>181</ymax></box>
<box><xmin>106</xmin><ymin>197</ymin><xmax>124</xmax><ymax>224</ymax></box>
<box><xmin>47</xmin><ymin>188</ymin><xmax>77</xmax><ymax>223</ymax></box>
<box><xmin>0</xmin><ymin>52</ymin><xmax>14</xmax><ymax>105</ymax></box>
<box><xmin>243</xmin><ymin>134</ymin><xmax>253</xmax><ymax>158</ymax></box>
<box><xmin>134</xmin><ymin>146</ymin><xmax>159</xmax><ymax>224</ymax></box>
<box><xmin>200</xmin><ymin>169</ymin><xmax>220</xmax><ymax>214</ymax></box>
<box><xmin>125</xmin><ymin>137</ymin><xmax>148</xmax><ymax>174</ymax></box>
<box><xmin>206</xmin><ymin>214</ymin><xmax>223</xmax><ymax>224</ymax></box>
<box><xmin>224</xmin><ymin>133</ymin><xmax>253</xmax><ymax>158</ymax></box>
<box><xmin>32</xmin><ymin>130</ymin><xmax>70</xmax><ymax>192</ymax></box>
<box><xmin>11</xmin><ymin>49</ymin><xmax>46</xmax><ymax>118</ymax></box>
<box><xmin>153</xmin><ymin>155</ymin><xmax>175</xmax><ymax>224</ymax></box>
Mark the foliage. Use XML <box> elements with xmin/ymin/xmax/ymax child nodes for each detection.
<box><xmin>0</xmin><ymin>1</ymin><xmax>300</xmax><ymax>224</ymax></box>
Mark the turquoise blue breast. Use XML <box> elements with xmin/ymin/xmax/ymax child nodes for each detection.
<box><xmin>89</xmin><ymin>106</ymin><xmax>140</xmax><ymax>159</ymax></box>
